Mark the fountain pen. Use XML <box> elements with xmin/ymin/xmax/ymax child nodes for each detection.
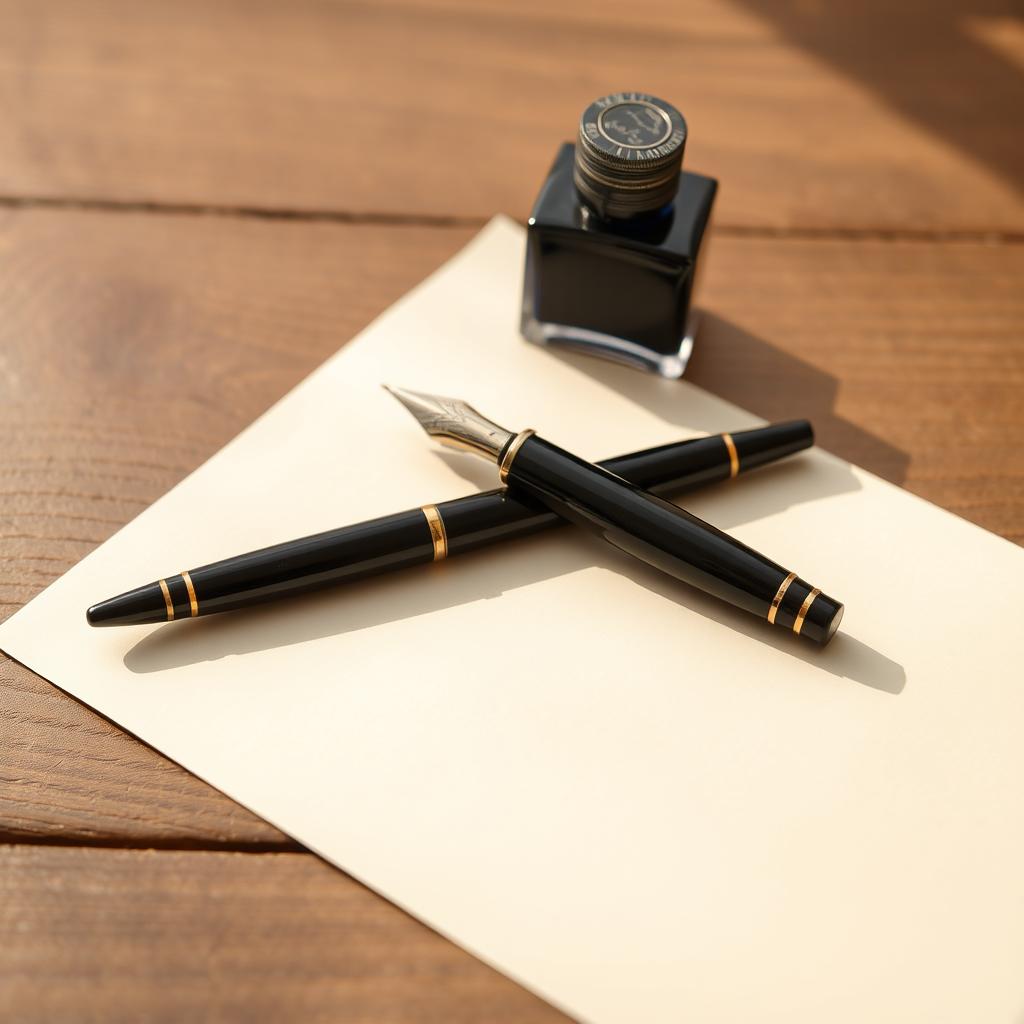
<box><xmin>386</xmin><ymin>387</ymin><xmax>843</xmax><ymax>645</ymax></box>
<box><xmin>86</xmin><ymin>420</ymin><xmax>812</xmax><ymax>627</ymax></box>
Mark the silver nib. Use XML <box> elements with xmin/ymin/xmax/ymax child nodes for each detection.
<box><xmin>384</xmin><ymin>386</ymin><xmax>514</xmax><ymax>463</ymax></box>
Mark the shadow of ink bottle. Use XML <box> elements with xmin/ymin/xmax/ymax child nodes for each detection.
<box><xmin>522</xmin><ymin>92</ymin><xmax>717</xmax><ymax>378</ymax></box>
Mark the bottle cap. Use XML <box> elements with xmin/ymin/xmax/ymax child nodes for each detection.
<box><xmin>574</xmin><ymin>92</ymin><xmax>687</xmax><ymax>220</ymax></box>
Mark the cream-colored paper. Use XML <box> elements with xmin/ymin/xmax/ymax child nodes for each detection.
<box><xmin>2</xmin><ymin>218</ymin><xmax>1022</xmax><ymax>1022</ymax></box>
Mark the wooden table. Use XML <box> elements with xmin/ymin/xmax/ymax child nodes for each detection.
<box><xmin>2</xmin><ymin>1</ymin><xmax>1022</xmax><ymax>1019</ymax></box>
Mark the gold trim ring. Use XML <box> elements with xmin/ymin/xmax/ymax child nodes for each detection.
<box><xmin>498</xmin><ymin>429</ymin><xmax>536</xmax><ymax>484</ymax></box>
<box><xmin>767</xmin><ymin>571</ymin><xmax>797</xmax><ymax>625</ymax></box>
<box><xmin>721</xmin><ymin>433</ymin><xmax>740</xmax><ymax>478</ymax></box>
<box><xmin>158</xmin><ymin>578</ymin><xmax>175</xmax><ymax>621</ymax></box>
<box><xmin>793</xmin><ymin>588</ymin><xmax>821</xmax><ymax>635</ymax></box>
<box><xmin>421</xmin><ymin>504</ymin><xmax>448</xmax><ymax>561</ymax></box>
<box><xmin>180</xmin><ymin>570</ymin><xmax>199</xmax><ymax>617</ymax></box>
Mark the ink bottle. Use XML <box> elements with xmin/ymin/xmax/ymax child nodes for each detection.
<box><xmin>521</xmin><ymin>92</ymin><xmax>717</xmax><ymax>378</ymax></box>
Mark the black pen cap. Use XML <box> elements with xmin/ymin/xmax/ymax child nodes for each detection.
<box><xmin>732</xmin><ymin>420</ymin><xmax>813</xmax><ymax>471</ymax></box>
<box><xmin>625</xmin><ymin>420</ymin><xmax>813</xmax><ymax>498</ymax></box>
<box><xmin>87</xmin><ymin>581</ymin><xmax>173</xmax><ymax>627</ymax></box>
<box><xmin>771</xmin><ymin>576</ymin><xmax>844</xmax><ymax>646</ymax></box>
<box><xmin>799</xmin><ymin>591</ymin><xmax>844</xmax><ymax>646</ymax></box>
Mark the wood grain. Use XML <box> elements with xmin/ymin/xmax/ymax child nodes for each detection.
<box><xmin>2</xmin><ymin>210</ymin><xmax>1021</xmax><ymax>849</ymax></box>
<box><xmin>0</xmin><ymin>212</ymin><xmax>473</xmax><ymax>846</ymax></box>
<box><xmin>692</xmin><ymin>236</ymin><xmax>1024</xmax><ymax>541</ymax></box>
<box><xmin>0</xmin><ymin>657</ymin><xmax>296</xmax><ymax>848</ymax></box>
<box><xmin>0</xmin><ymin>844</ymin><xmax>569</xmax><ymax>1023</ymax></box>
<box><xmin>1</xmin><ymin>2</ymin><xmax>1022</xmax><ymax>1017</ymax></box>
<box><xmin>0</xmin><ymin>0</ymin><xmax>1020</xmax><ymax>232</ymax></box>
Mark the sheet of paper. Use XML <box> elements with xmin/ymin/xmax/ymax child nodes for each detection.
<box><xmin>3</xmin><ymin>217</ymin><xmax>1022</xmax><ymax>1023</ymax></box>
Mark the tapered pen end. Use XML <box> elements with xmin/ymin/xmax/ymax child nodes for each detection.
<box><xmin>384</xmin><ymin>385</ymin><xmax>514</xmax><ymax>461</ymax></box>
<box><xmin>731</xmin><ymin>420</ymin><xmax>813</xmax><ymax>472</ymax></box>
<box><xmin>86</xmin><ymin>581</ymin><xmax>171</xmax><ymax>627</ymax></box>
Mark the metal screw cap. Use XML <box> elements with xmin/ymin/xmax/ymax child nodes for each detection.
<box><xmin>574</xmin><ymin>92</ymin><xmax>687</xmax><ymax>220</ymax></box>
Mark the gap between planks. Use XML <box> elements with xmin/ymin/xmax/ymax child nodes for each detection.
<box><xmin>1</xmin><ymin>194</ymin><xmax>1022</xmax><ymax>245</ymax></box>
<box><xmin>0</xmin><ymin>833</ymin><xmax>303</xmax><ymax>854</ymax></box>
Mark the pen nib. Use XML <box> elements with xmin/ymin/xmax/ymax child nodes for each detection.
<box><xmin>384</xmin><ymin>386</ymin><xmax>514</xmax><ymax>462</ymax></box>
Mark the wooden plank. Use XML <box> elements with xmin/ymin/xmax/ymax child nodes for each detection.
<box><xmin>0</xmin><ymin>211</ymin><xmax>475</xmax><ymax>846</ymax></box>
<box><xmin>0</xmin><ymin>0</ymin><xmax>1020</xmax><ymax>231</ymax></box>
<box><xmin>694</xmin><ymin>236</ymin><xmax>1024</xmax><ymax>542</ymax></box>
<box><xmin>1</xmin><ymin>657</ymin><xmax>295</xmax><ymax>848</ymax></box>
<box><xmin>0</xmin><ymin>844</ymin><xmax>568</xmax><ymax>1023</ymax></box>
<box><xmin>1</xmin><ymin>211</ymin><xmax>1022</xmax><ymax>849</ymax></box>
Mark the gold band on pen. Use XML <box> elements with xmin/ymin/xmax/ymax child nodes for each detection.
<box><xmin>767</xmin><ymin>571</ymin><xmax>797</xmax><ymax>625</ymax></box>
<box><xmin>158</xmin><ymin>578</ymin><xmax>175</xmax><ymax>621</ymax></box>
<box><xmin>421</xmin><ymin>504</ymin><xmax>448</xmax><ymax>561</ymax></box>
<box><xmin>793</xmin><ymin>588</ymin><xmax>820</xmax><ymax>635</ymax></box>
<box><xmin>180</xmin><ymin>570</ymin><xmax>199</xmax><ymax>617</ymax></box>
<box><xmin>498</xmin><ymin>429</ymin><xmax>536</xmax><ymax>484</ymax></box>
<box><xmin>721</xmin><ymin>432</ymin><xmax>740</xmax><ymax>479</ymax></box>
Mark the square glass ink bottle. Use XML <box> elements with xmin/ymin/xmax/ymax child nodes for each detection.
<box><xmin>521</xmin><ymin>92</ymin><xmax>717</xmax><ymax>378</ymax></box>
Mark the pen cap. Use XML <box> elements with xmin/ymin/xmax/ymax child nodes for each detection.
<box><xmin>623</xmin><ymin>420</ymin><xmax>813</xmax><ymax>497</ymax></box>
<box><xmin>799</xmin><ymin>591</ymin><xmax>844</xmax><ymax>645</ymax></box>
<box><xmin>733</xmin><ymin>420</ymin><xmax>813</xmax><ymax>471</ymax></box>
<box><xmin>772</xmin><ymin>578</ymin><xmax>844</xmax><ymax>646</ymax></box>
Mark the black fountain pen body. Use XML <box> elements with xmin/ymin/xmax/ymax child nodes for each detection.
<box><xmin>386</xmin><ymin>388</ymin><xmax>843</xmax><ymax>646</ymax></box>
<box><xmin>86</xmin><ymin>422</ymin><xmax>812</xmax><ymax>627</ymax></box>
